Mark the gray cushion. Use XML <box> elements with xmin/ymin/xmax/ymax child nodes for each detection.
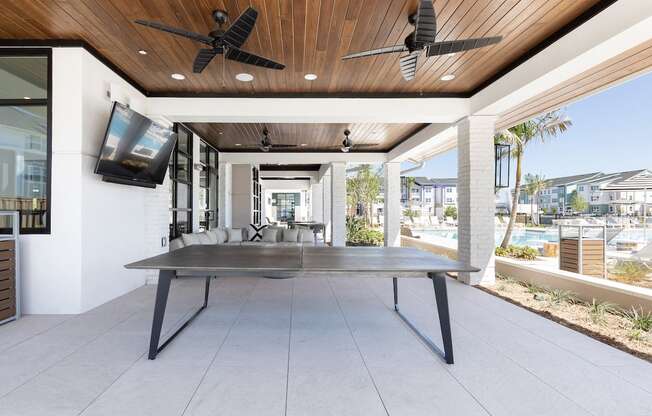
<box><xmin>204</xmin><ymin>229</ymin><xmax>219</xmax><ymax>244</ymax></box>
<box><xmin>197</xmin><ymin>232</ymin><xmax>212</xmax><ymax>244</ymax></box>
<box><xmin>227</xmin><ymin>228</ymin><xmax>243</xmax><ymax>242</ymax></box>
<box><xmin>262</xmin><ymin>228</ymin><xmax>278</xmax><ymax>243</ymax></box>
<box><xmin>298</xmin><ymin>229</ymin><xmax>314</xmax><ymax>243</ymax></box>
<box><xmin>283</xmin><ymin>229</ymin><xmax>298</xmax><ymax>242</ymax></box>
<box><xmin>169</xmin><ymin>238</ymin><xmax>185</xmax><ymax>251</ymax></box>
<box><xmin>181</xmin><ymin>233</ymin><xmax>202</xmax><ymax>246</ymax></box>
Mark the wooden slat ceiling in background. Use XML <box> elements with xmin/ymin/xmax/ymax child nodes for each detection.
<box><xmin>0</xmin><ymin>0</ymin><xmax>605</xmax><ymax>96</ymax></box>
<box><xmin>496</xmin><ymin>37</ymin><xmax>652</xmax><ymax>130</ymax></box>
<box><xmin>186</xmin><ymin>122</ymin><xmax>426</xmax><ymax>151</ymax></box>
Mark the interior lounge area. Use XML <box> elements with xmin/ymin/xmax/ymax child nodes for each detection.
<box><xmin>1</xmin><ymin>1</ymin><xmax>651</xmax><ymax>415</ymax></box>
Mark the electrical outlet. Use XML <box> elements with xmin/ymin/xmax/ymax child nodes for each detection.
<box><xmin>161</xmin><ymin>237</ymin><xmax>168</xmax><ymax>247</ymax></box>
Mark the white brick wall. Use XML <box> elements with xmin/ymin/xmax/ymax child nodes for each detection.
<box><xmin>457</xmin><ymin>116</ymin><xmax>496</xmax><ymax>285</ymax></box>
<box><xmin>144</xmin><ymin>177</ymin><xmax>172</xmax><ymax>284</ymax></box>
<box><xmin>330</xmin><ymin>162</ymin><xmax>347</xmax><ymax>247</ymax></box>
<box><xmin>384</xmin><ymin>162</ymin><xmax>401</xmax><ymax>247</ymax></box>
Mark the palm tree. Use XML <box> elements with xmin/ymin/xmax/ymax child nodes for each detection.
<box><xmin>495</xmin><ymin>111</ymin><xmax>572</xmax><ymax>248</ymax></box>
<box><xmin>523</xmin><ymin>173</ymin><xmax>549</xmax><ymax>225</ymax></box>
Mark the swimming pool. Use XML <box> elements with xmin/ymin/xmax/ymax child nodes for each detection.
<box><xmin>412</xmin><ymin>227</ymin><xmax>652</xmax><ymax>248</ymax></box>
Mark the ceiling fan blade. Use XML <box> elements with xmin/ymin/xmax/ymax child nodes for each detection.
<box><xmin>399</xmin><ymin>52</ymin><xmax>419</xmax><ymax>81</ymax></box>
<box><xmin>341</xmin><ymin>45</ymin><xmax>408</xmax><ymax>60</ymax></box>
<box><xmin>193</xmin><ymin>48</ymin><xmax>222</xmax><ymax>73</ymax></box>
<box><xmin>225</xmin><ymin>47</ymin><xmax>285</xmax><ymax>70</ymax></box>
<box><xmin>414</xmin><ymin>0</ymin><xmax>437</xmax><ymax>45</ymax></box>
<box><xmin>352</xmin><ymin>144</ymin><xmax>380</xmax><ymax>149</ymax></box>
<box><xmin>222</xmin><ymin>7</ymin><xmax>258</xmax><ymax>49</ymax></box>
<box><xmin>426</xmin><ymin>36</ymin><xmax>502</xmax><ymax>56</ymax></box>
<box><xmin>134</xmin><ymin>19</ymin><xmax>214</xmax><ymax>45</ymax></box>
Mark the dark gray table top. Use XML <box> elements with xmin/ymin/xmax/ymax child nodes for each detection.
<box><xmin>125</xmin><ymin>245</ymin><xmax>479</xmax><ymax>274</ymax></box>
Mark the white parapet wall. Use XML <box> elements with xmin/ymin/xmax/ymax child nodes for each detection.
<box><xmin>401</xmin><ymin>236</ymin><xmax>652</xmax><ymax>313</ymax></box>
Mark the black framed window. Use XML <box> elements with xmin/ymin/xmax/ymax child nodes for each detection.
<box><xmin>169</xmin><ymin>124</ymin><xmax>193</xmax><ymax>239</ymax></box>
<box><xmin>198</xmin><ymin>140</ymin><xmax>218</xmax><ymax>231</ymax></box>
<box><xmin>0</xmin><ymin>49</ymin><xmax>52</xmax><ymax>234</ymax></box>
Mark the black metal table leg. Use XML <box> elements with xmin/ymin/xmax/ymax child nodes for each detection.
<box><xmin>149</xmin><ymin>270</ymin><xmax>173</xmax><ymax>360</ymax></box>
<box><xmin>393</xmin><ymin>272</ymin><xmax>455</xmax><ymax>364</ymax></box>
<box><xmin>148</xmin><ymin>271</ymin><xmax>211</xmax><ymax>360</ymax></box>
<box><xmin>430</xmin><ymin>272</ymin><xmax>454</xmax><ymax>364</ymax></box>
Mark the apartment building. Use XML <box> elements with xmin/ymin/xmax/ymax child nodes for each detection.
<box><xmin>519</xmin><ymin>169</ymin><xmax>652</xmax><ymax>216</ymax></box>
<box><xmin>401</xmin><ymin>176</ymin><xmax>457</xmax><ymax>218</ymax></box>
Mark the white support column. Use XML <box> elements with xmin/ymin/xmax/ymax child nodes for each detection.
<box><xmin>457</xmin><ymin>116</ymin><xmax>497</xmax><ymax>285</ymax></box>
<box><xmin>322</xmin><ymin>171</ymin><xmax>332</xmax><ymax>244</ymax></box>
<box><xmin>311</xmin><ymin>180</ymin><xmax>324</xmax><ymax>223</ymax></box>
<box><xmin>330</xmin><ymin>162</ymin><xmax>347</xmax><ymax>247</ymax></box>
<box><xmin>383</xmin><ymin>162</ymin><xmax>401</xmax><ymax>247</ymax></box>
<box><xmin>218</xmin><ymin>161</ymin><xmax>232</xmax><ymax>228</ymax></box>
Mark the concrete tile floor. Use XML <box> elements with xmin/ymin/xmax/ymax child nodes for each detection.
<box><xmin>0</xmin><ymin>276</ymin><xmax>650</xmax><ymax>416</ymax></box>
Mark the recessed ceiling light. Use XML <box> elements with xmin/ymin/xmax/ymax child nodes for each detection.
<box><xmin>440</xmin><ymin>74</ymin><xmax>455</xmax><ymax>81</ymax></box>
<box><xmin>218</xmin><ymin>132</ymin><xmax>224</xmax><ymax>135</ymax></box>
<box><xmin>138</xmin><ymin>49</ymin><xmax>148</xmax><ymax>55</ymax></box>
<box><xmin>447</xmin><ymin>53</ymin><xmax>456</xmax><ymax>57</ymax></box>
<box><xmin>304</xmin><ymin>73</ymin><xmax>318</xmax><ymax>81</ymax></box>
<box><xmin>300</xmin><ymin>143</ymin><xmax>307</xmax><ymax>147</ymax></box>
<box><xmin>235</xmin><ymin>143</ymin><xmax>242</xmax><ymax>146</ymax></box>
<box><xmin>171</xmin><ymin>73</ymin><xmax>185</xmax><ymax>80</ymax></box>
<box><xmin>236</xmin><ymin>73</ymin><xmax>254</xmax><ymax>82</ymax></box>
<box><xmin>23</xmin><ymin>96</ymin><xmax>31</xmax><ymax>100</ymax></box>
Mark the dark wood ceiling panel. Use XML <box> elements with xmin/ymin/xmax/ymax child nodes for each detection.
<box><xmin>185</xmin><ymin>122</ymin><xmax>426</xmax><ymax>152</ymax></box>
<box><xmin>0</xmin><ymin>0</ymin><xmax>606</xmax><ymax>96</ymax></box>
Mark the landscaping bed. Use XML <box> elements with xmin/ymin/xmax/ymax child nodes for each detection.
<box><xmin>481</xmin><ymin>274</ymin><xmax>652</xmax><ymax>363</ymax></box>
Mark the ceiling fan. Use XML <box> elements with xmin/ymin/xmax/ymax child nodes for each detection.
<box><xmin>341</xmin><ymin>0</ymin><xmax>502</xmax><ymax>81</ymax></box>
<box><xmin>338</xmin><ymin>130</ymin><xmax>379</xmax><ymax>153</ymax></box>
<box><xmin>135</xmin><ymin>8</ymin><xmax>285</xmax><ymax>74</ymax></box>
<box><xmin>238</xmin><ymin>128</ymin><xmax>298</xmax><ymax>152</ymax></box>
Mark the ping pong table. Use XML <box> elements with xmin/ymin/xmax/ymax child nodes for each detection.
<box><xmin>125</xmin><ymin>245</ymin><xmax>479</xmax><ymax>364</ymax></box>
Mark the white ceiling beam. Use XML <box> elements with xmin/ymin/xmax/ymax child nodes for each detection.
<box><xmin>471</xmin><ymin>0</ymin><xmax>652</xmax><ymax>116</ymax></box>
<box><xmin>220</xmin><ymin>152</ymin><xmax>387</xmax><ymax>165</ymax></box>
<box><xmin>148</xmin><ymin>97</ymin><xmax>469</xmax><ymax>123</ymax></box>
<box><xmin>260</xmin><ymin>171</ymin><xmax>318</xmax><ymax>181</ymax></box>
<box><xmin>387</xmin><ymin>123</ymin><xmax>455</xmax><ymax>162</ymax></box>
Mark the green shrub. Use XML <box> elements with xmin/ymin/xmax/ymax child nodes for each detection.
<box><xmin>547</xmin><ymin>289</ymin><xmax>579</xmax><ymax>306</ymax></box>
<box><xmin>587</xmin><ymin>299</ymin><xmax>617</xmax><ymax>325</ymax></box>
<box><xmin>444</xmin><ymin>206</ymin><xmax>457</xmax><ymax>220</ymax></box>
<box><xmin>346</xmin><ymin>216</ymin><xmax>383</xmax><ymax>246</ymax></box>
<box><xmin>623</xmin><ymin>307</ymin><xmax>652</xmax><ymax>332</ymax></box>
<box><xmin>611</xmin><ymin>260</ymin><xmax>649</xmax><ymax>281</ymax></box>
<box><xmin>495</xmin><ymin>245</ymin><xmax>538</xmax><ymax>260</ymax></box>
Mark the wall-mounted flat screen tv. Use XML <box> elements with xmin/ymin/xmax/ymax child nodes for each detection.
<box><xmin>94</xmin><ymin>102</ymin><xmax>177</xmax><ymax>187</ymax></box>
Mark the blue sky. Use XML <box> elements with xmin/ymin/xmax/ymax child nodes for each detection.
<box><xmin>404</xmin><ymin>71</ymin><xmax>652</xmax><ymax>180</ymax></box>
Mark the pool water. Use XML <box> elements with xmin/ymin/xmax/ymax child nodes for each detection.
<box><xmin>413</xmin><ymin>227</ymin><xmax>652</xmax><ymax>248</ymax></box>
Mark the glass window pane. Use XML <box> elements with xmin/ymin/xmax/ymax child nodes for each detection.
<box><xmin>176</xmin><ymin>182</ymin><xmax>190</xmax><ymax>209</ymax></box>
<box><xmin>176</xmin><ymin>153</ymin><xmax>190</xmax><ymax>182</ymax></box>
<box><xmin>175</xmin><ymin>211</ymin><xmax>191</xmax><ymax>235</ymax></box>
<box><xmin>0</xmin><ymin>106</ymin><xmax>48</xmax><ymax>231</ymax></box>
<box><xmin>177</xmin><ymin>129</ymin><xmax>189</xmax><ymax>154</ymax></box>
<box><xmin>199</xmin><ymin>142</ymin><xmax>207</xmax><ymax>165</ymax></box>
<box><xmin>0</xmin><ymin>56</ymin><xmax>48</xmax><ymax>99</ymax></box>
<box><xmin>209</xmin><ymin>149</ymin><xmax>217</xmax><ymax>168</ymax></box>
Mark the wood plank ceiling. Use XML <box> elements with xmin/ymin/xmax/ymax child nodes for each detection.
<box><xmin>0</xmin><ymin>0</ymin><xmax>604</xmax><ymax>96</ymax></box>
<box><xmin>186</xmin><ymin>122</ymin><xmax>425</xmax><ymax>151</ymax></box>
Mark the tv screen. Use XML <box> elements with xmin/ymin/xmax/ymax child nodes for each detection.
<box><xmin>94</xmin><ymin>102</ymin><xmax>177</xmax><ymax>185</ymax></box>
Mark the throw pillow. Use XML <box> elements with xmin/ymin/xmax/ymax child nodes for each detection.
<box><xmin>227</xmin><ymin>228</ymin><xmax>243</xmax><ymax>242</ymax></box>
<box><xmin>282</xmin><ymin>228</ymin><xmax>299</xmax><ymax>242</ymax></box>
<box><xmin>181</xmin><ymin>233</ymin><xmax>201</xmax><ymax>246</ymax></box>
<box><xmin>197</xmin><ymin>232</ymin><xmax>212</xmax><ymax>244</ymax></box>
<box><xmin>214</xmin><ymin>228</ymin><xmax>227</xmax><ymax>244</ymax></box>
<box><xmin>203</xmin><ymin>229</ymin><xmax>219</xmax><ymax>244</ymax></box>
<box><xmin>262</xmin><ymin>228</ymin><xmax>278</xmax><ymax>243</ymax></box>
<box><xmin>267</xmin><ymin>226</ymin><xmax>284</xmax><ymax>242</ymax></box>
<box><xmin>248</xmin><ymin>223</ymin><xmax>268</xmax><ymax>241</ymax></box>
<box><xmin>299</xmin><ymin>229</ymin><xmax>314</xmax><ymax>243</ymax></box>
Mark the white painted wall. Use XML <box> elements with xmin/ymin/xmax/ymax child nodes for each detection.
<box><xmin>231</xmin><ymin>164</ymin><xmax>253</xmax><ymax>229</ymax></box>
<box><xmin>20</xmin><ymin>48</ymin><xmax>169</xmax><ymax>314</ymax></box>
<box><xmin>218</xmin><ymin>162</ymin><xmax>232</xmax><ymax>228</ymax></box>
